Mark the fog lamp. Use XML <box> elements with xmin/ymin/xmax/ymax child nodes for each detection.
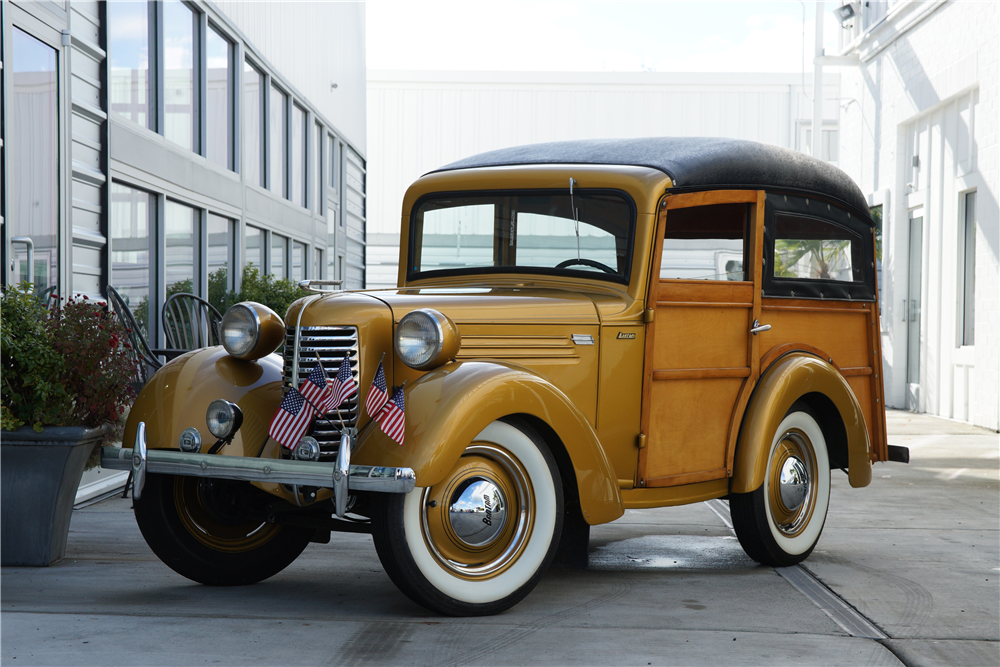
<box><xmin>206</xmin><ymin>399</ymin><xmax>243</xmax><ymax>439</ymax></box>
<box><xmin>178</xmin><ymin>427</ymin><xmax>202</xmax><ymax>453</ymax></box>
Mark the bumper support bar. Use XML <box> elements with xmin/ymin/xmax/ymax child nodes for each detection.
<box><xmin>102</xmin><ymin>422</ymin><xmax>416</xmax><ymax>509</ymax></box>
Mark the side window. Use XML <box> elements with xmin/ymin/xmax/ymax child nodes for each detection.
<box><xmin>661</xmin><ymin>203</ymin><xmax>748</xmax><ymax>281</ymax></box>
<box><xmin>773</xmin><ymin>214</ymin><xmax>863</xmax><ymax>282</ymax></box>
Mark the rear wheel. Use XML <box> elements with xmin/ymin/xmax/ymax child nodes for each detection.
<box><xmin>372</xmin><ymin>419</ymin><xmax>563</xmax><ymax>616</ymax></box>
<box><xmin>730</xmin><ymin>407</ymin><xmax>831</xmax><ymax>566</ymax></box>
<box><xmin>133</xmin><ymin>473</ymin><xmax>312</xmax><ymax>585</ymax></box>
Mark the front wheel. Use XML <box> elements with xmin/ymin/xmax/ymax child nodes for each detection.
<box><xmin>371</xmin><ymin>419</ymin><xmax>564</xmax><ymax>616</ymax></box>
<box><xmin>133</xmin><ymin>473</ymin><xmax>313</xmax><ymax>585</ymax></box>
<box><xmin>730</xmin><ymin>408</ymin><xmax>831</xmax><ymax>567</ymax></box>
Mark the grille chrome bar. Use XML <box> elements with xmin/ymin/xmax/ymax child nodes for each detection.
<box><xmin>283</xmin><ymin>325</ymin><xmax>360</xmax><ymax>460</ymax></box>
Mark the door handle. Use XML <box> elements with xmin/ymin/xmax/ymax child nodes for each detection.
<box><xmin>910</xmin><ymin>299</ymin><xmax>919</xmax><ymax>322</ymax></box>
<box><xmin>750</xmin><ymin>319</ymin><xmax>771</xmax><ymax>335</ymax></box>
<box><xmin>10</xmin><ymin>237</ymin><xmax>34</xmax><ymax>284</ymax></box>
<box><xmin>902</xmin><ymin>299</ymin><xmax>908</xmax><ymax>322</ymax></box>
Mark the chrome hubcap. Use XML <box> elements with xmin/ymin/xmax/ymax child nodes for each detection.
<box><xmin>448</xmin><ymin>477</ymin><xmax>507</xmax><ymax>547</ymax></box>
<box><xmin>778</xmin><ymin>456</ymin><xmax>810</xmax><ymax>512</ymax></box>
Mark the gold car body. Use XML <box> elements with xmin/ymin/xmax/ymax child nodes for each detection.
<box><xmin>126</xmin><ymin>154</ymin><xmax>887</xmax><ymax>525</ymax></box>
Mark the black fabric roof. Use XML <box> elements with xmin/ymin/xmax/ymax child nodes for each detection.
<box><xmin>432</xmin><ymin>137</ymin><xmax>872</xmax><ymax>223</ymax></box>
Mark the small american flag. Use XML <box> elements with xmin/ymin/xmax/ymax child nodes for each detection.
<box><xmin>365</xmin><ymin>360</ymin><xmax>389</xmax><ymax>418</ymax></box>
<box><xmin>328</xmin><ymin>355</ymin><xmax>358</xmax><ymax>409</ymax></box>
<box><xmin>375</xmin><ymin>385</ymin><xmax>405</xmax><ymax>445</ymax></box>
<box><xmin>268</xmin><ymin>388</ymin><xmax>316</xmax><ymax>449</ymax></box>
<box><xmin>300</xmin><ymin>362</ymin><xmax>336</xmax><ymax>414</ymax></box>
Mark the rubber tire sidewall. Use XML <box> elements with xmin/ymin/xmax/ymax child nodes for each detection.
<box><xmin>761</xmin><ymin>410</ymin><xmax>831</xmax><ymax>557</ymax></box>
<box><xmin>372</xmin><ymin>419</ymin><xmax>564</xmax><ymax>616</ymax></box>
<box><xmin>133</xmin><ymin>473</ymin><xmax>313</xmax><ymax>586</ymax></box>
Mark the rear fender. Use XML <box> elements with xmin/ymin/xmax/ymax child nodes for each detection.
<box><xmin>352</xmin><ymin>361</ymin><xmax>624</xmax><ymax>525</ymax></box>
<box><xmin>731</xmin><ymin>352</ymin><xmax>872</xmax><ymax>493</ymax></box>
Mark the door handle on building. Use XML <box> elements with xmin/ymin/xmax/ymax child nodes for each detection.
<box><xmin>910</xmin><ymin>299</ymin><xmax>919</xmax><ymax>322</ymax></box>
<box><xmin>902</xmin><ymin>299</ymin><xmax>908</xmax><ymax>322</ymax></box>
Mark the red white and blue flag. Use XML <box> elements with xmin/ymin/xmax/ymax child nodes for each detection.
<box><xmin>328</xmin><ymin>356</ymin><xmax>357</xmax><ymax>409</ymax></box>
<box><xmin>300</xmin><ymin>361</ymin><xmax>336</xmax><ymax>414</ymax></box>
<box><xmin>268</xmin><ymin>388</ymin><xmax>317</xmax><ymax>449</ymax></box>
<box><xmin>375</xmin><ymin>385</ymin><xmax>405</xmax><ymax>446</ymax></box>
<box><xmin>365</xmin><ymin>360</ymin><xmax>389</xmax><ymax>417</ymax></box>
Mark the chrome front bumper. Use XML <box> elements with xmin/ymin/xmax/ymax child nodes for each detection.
<box><xmin>101</xmin><ymin>422</ymin><xmax>415</xmax><ymax>516</ymax></box>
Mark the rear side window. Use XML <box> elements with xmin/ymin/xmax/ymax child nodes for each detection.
<box><xmin>763</xmin><ymin>194</ymin><xmax>876</xmax><ymax>301</ymax></box>
<box><xmin>661</xmin><ymin>203</ymin><xmax>748</xmax><ymax>281</ymax></box>
<box><xmin>774</xmin><ymin>214</ymin><xmax>863</xmax><ymax>282</ymax></box>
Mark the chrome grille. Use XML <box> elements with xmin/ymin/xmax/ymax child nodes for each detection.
<box><xmin>282</xmin><ymin>325</ymin><xmax>359</xmax><ymax>460</ymax></box>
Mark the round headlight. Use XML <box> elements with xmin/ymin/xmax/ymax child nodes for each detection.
<box><xmin>206</xmin><ymin>399</ymin><xmax>243</xmax><ymax>439</ymax></box>
<box><xmin>394</xmin><ymin>309</ymin><xmax>460</xmax><ymax>371</ymax></box>
<box><xmin>221</xmin><ymin>304</ymin><xmax>260</xmax><ymax>358</ymax></box>
<box><xmin>178</xmin><ymin>427</ymin><xmax>202</xmax><ymax>453</ymax></box>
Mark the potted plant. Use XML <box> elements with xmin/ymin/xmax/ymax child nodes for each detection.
<box><xmin>1</xmin><ymin>284</ymin><xmax>135</xmax><ymax>566</ymax></box>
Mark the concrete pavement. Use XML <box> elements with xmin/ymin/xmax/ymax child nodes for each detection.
<box><xmin>2</xmin><ymin>409</ymin><xmax>997</xmax><ymax>666</ymax></box>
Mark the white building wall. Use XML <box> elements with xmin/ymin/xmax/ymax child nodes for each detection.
<box><xmin>838</xmin><ymin>0</ymin><xmax>999</xmax><ymax>430</ymax></box>
<box><xmin>367</xmin><ymin>70</ymin><xmax>841</xmax><ymax>288</ymax></box>
<box><xmin>213</xmin><ymin>0</ymin><xmax>366</xmax><ymax>151</ymax></box>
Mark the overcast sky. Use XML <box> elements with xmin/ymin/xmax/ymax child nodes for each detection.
<box><xmin>366</xmin><ymin>1</ymin><xmax>844</xmax><ymax>73</ymax></box>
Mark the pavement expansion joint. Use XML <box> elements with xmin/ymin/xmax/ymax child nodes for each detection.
<box><xmin>705</xmin><ymin>498</ymin><xmax>889</xmax><ymax>640</ymax></box>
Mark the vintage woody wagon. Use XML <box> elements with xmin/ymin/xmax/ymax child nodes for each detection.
<box><xmin>104</xmin><ymin>137</ymin><xmax>908</xmax><ymax>616</ymax></box>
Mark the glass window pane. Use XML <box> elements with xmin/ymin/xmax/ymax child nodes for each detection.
<box><xmin>111</xmin><ymin>184</ymin><xmax>154</xmax><ymax>337</ymax></box>
<box><xmin>207</xmin><ymin>214</ymin><xmax>233</xmax><ymax>311</ymax></box>
<box><xmin>315</xmin><ymin>122</ymin><xmax>324</xmax><ymax>214</ymax></box>
<box><xmin>243</xmin><ymin>60</ymin><xmax>263</xmax><ymax>186</ymax></box>
<box><xmin>328</xmin><ymin>134</ymin><xmax>338</xmax><ymax>189</ymax></box>
<box><xmin>292</xmin><ymin>104</ymin><xmax>306</xmax><ymax>207</ymax></box>
<box><xmin>165</xmin><ymin>200</ymin><xmax>199</xmax><ymax>295</ymax></box>
<box><xmin>245</xmin><ymin>225</ymin><xmax>263</xmax><ymax>271</ymax></box>
<box><xmin>292</xmin><ymin>241</ymin><xmax>305</xmax><ymax>281</ymax></box>
<box><xmin>270</xmin><ymin>84</ymin><xmax>287</xmax><ymax>196</ymax></box>
<box><xmin>206</xmin><ymin>26</ymin><xmax>231</xmax><ymax>169</ymax></box>
<box><xmin>774</xmin><ymin>214</ymin><xmax>863</xmax><ymax>282</ymax></box>
<box><xmin>10</xmin><ymin>28</ymin><xmax>59</xmax><ymax>295</ymax></box>
<box><xmin>313</xmin><ymin>248</ymin><xmax>323</xmax><ymax>280</ymax></box>
<box><xmin>661</xmin><ymin>204</ymin><xmax>747</xmax><ymax>281</ymax></box>
<box><xmin>164</xmin><ymin>0</ymin><xmax>195</xmax><ymax>151</ymax></box>
<box><xmin>963</xmin><ymin>192</ymin><xmax>977</xmax><ymax>345</ymax></box>
<box><xmin>271</xmin><ymin>233</ymin><xmax>287</xmax><ymax>278</ymax></box>
<box><xmin>108</xmin><ymin>2</ymin><xmax>149</xmax><ymax>127</ymax></box>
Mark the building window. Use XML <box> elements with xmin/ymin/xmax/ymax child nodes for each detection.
<box><xmin>164</xmin><ymin>0</ymin><xmax>196</xmax><ymax>151</ymax></box>
<box><xmin>9</xmin><ymin>27</ymin><xmax>59</xmax><ymax>294</ymax></box>
<box><xmin>961</xmin><ymin>191</ymin><xmax>977</xmax><ymax>346</ymax></box>
<box><xmin>243</xmin><ymin>60</ymin><xmax>264</xmax><ymax>187</ymax></box>
<box><xmin>271</xmin><ymin>233</ymin><xmax>288</xmax><ymax>278</ymax></box>
<box><xmin>165</xmin><ymin>200</ymin><xmax>199</xmax><ymax>296</ymax></box>
<box><xmin>269</xmin><ymin>84</ymin><xmax>288</xmax><ymax>196</ymax></box>
<box><xmin>110</xmin><ymin>184</ymin><xmax>155</xmax><ymax>336</ymax></box>
<box><xmin>205</xmin><ymin>25</ymin><xmax>232</xmax><ymax>170</ymax></box>
<box><xmin>292</xmin><ymin>103</ymin><xmax>307</xmax><ymax>207</ymax></box>
<box><xmin>108</xmin><ymin>2</ymin><xmax>150</xmax><ymax>128</ymax></box>
<box><xmin>207</xmin><ymin>214</ymin><xmax>233</xmax><ymax>311</ymax></box>
<box><xmin>292</xmin><ymin>241</ymin><xmax>306</xmax><ymax>281</ymax></box>
<box><xmin>328</xmin><ymin>133</ymin><xmax>339</xmax><ymax>189</ymax></box>
<box><xmin>804</xmin><ymin>127</ymin><xmax>840</xmax><ymax>163</ymax></box>
<box><xmin>245</xmin><ymin>224</ymin><xmax>264</xmax><ymax>270</ymax></box>
<box><xmin>315</xmin><ymin>122</ymin><xmax>325</xmax><ymax>215</ymax></box>
<box><xmin>313</xmin><ymin>248</ymin><xmax>323</xmax><ymax>280</ymax></box>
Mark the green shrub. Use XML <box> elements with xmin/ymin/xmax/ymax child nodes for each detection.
<box><xmin>213</xmin><ymin>264</ymin><xmax>308</xmax><ymax>319</ymax></box>
<box><xmin>1</xmin><ymin>284</ymin><xmax>135</xmax><ymax>435</ymax></box>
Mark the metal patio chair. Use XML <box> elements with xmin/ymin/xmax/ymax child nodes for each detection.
<box><xmin>106</xmin><ymin>285</ymin><xmax>163</xmax><ymax>395</ymax></box>
<box><xmin>161</xmin><ymin>292</ymin><xmax>223</xmax><ymax>353</ymax></box>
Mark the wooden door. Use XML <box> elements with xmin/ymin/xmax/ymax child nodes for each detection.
<box><xmin>638</xmin><ymin>191</ymin><xmax>765</xmax><ymax>488</ymax></box>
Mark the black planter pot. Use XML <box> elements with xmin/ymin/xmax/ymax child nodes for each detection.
<box><xmin>1</xmin><ymin>424</ymin><xmax>111</xmax><ymax>566</ymax></box>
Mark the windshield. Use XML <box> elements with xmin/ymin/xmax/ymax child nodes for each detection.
<box><xmin>408</xmin><ymin>190</ymin><xmax>635</xmax><ymax>283</ymax></box>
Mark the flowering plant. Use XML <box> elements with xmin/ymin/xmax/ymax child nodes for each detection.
<box><xmin>1</xmin><ymin>283</ymin><xmax>136</xmax><ymax>437</ymax></box>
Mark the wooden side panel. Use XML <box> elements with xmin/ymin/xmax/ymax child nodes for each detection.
<box><xmin>645</xmin><ymin>378</ymin><xmax>743</xmax><ymax>481</ymax></box>
<box><xmin>654</xmin><ymin>306</ymin><xmax>749</xmax><ymax>370</ymax></box>
<box><xmin>847</xmin><ymin>376</ymin><xmax>874</xmax><ymax>446</ymax></box>
<box><xmin>757</xmin><ymin>304</ymin><xmax>870</xmax><ymax>368</ymax></box>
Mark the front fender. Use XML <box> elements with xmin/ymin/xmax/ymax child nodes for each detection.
<box><xmin>352</xmin><ymin>361</ymin><xmax>624</xmax><ymax>525</ymax></box>
<box><xmin>731</xmin><ymin>352</ymin><xmax>872</xmax><ymax>494</ymax></box>
<box><xmin>123</xmin><ymin>347</ymin><xmax>284</xmax><ymax>458</ymax></box>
